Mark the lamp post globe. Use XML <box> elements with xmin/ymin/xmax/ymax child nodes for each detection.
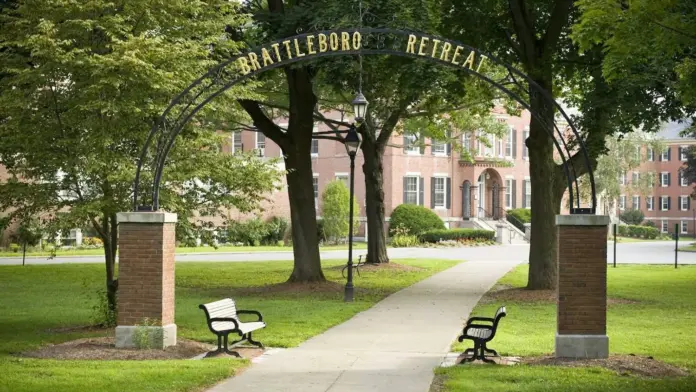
<box><xmin>344</xmin><ymin>125</ymin><xmax>362</xmax><ymax>156</ymax></box>
<box><xmin>351</xmin><ymin>92</ymin><xmax>369</xmax><ymax>123</ymax></box>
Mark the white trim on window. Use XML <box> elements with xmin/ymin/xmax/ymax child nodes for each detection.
<box><xmin>661</xmin><ymin>172</ymin><xmax>669</xmax><ymax>187</ymax></box>
<box><xmin>682</xmin><ymin>220</ymin><xmax>688</xmax><ymax>234</ymax></box>
<box><xmin>619</xmin><ymin>195</ymin><xmax>626</xmax><ymax>211</ymax></box>
<box><xmin>681</xmin><ymin>146</ymin><xmax>688</xmax><ymax>161</ymax></box>
<box><xmin>255</xmin><ymin>132</ymin><xmax>266</xmax><ymax>157</ymax></box>
<box><xmin>404</xmin><ymin>175</ymin><xmax>420</xmax><ymax>205</ymax></box>
<box><xmin>661</xmin><ymin>220</ymin><xmax>668</xmax><ymax>233</ymax></box>
<box><xmin>681</xmin><ymin>196</ymin><xmax>689</xmax><ymax>211</ymax></box>
<box><xmin>505</xmin><ymin>178</ymin><xmax>513</xmax><ymax>208</ymax></box>
<box><xmin>647</xmin><ymin>196</ymin><xmax>654</xmax><ymax>211</ymax></box>
<box><xmin>433</xmin><ymin>176</ymin><xmax>447</xmax><ymax>209</ymax></box>
<box><xmin>661</xmin><ymin>196</ymin><xmax>669</xmax><ymax>211</ymax></box>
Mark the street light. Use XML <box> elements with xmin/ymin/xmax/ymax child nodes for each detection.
<box><xmin>343</xmin><ymin>93</ymin><xmax>366</xmax><ymax>303</ymax></box>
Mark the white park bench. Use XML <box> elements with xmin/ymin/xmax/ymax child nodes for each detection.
<box><xmin>199</xmin><ymin>298</ymin><xmax>265</xmax><ymax>357</ymax></box>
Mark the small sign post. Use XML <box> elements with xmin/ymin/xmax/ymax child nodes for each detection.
<box><xmin>674</xmin><ymin>223</ymin><xmax>679</xmax><ymax>269</ymax></box>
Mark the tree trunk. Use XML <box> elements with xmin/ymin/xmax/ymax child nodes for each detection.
<box><xmin>362</xmin><ymin>136</ymin><xmax>389</xmax><ymax>264</ymax></box>
<box><xmin>526</xmin><ymin>79</ymin><xmax>562</xmax><ymax>290</ymax></box>
<box><xmin>22</xmin><ymin>242</ymin><xmax>26</xmax><ymax>266</ymax></box>
<box><xmin>285</xmin><ymin>148</ymin><xmax>326</xmax><ymax>282</ymax></box>
<box><xmin>101</xmin><ymin>213</ymin><xmax>118</xmax><ymax>316</ymax></box>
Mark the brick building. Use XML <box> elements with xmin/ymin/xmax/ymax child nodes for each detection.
<box><xmin>617</xmin><ymin>120</ymin><xmax>696</xmax><ymax>235</ymax></box>
<box><xmin>226</xmin><ymin>108</ymin><xmax>535</xmax><ymax>235</ymax></box>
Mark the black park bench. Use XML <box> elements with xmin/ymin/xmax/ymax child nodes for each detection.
<box><xmin>199</xmin><ymin>298</ymin><xmax>266</xmax><ymax>357</ymax></box>
<box><xmin>457</xmin><ymin>306</ymin><xmax>506</xmax><ymax>364</ymax></box>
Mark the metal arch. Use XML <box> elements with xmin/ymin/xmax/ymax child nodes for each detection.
<box><xmin>133</xmin><ymin>28</ymin><xmax>596</xmax><ymax>214</ymax></box>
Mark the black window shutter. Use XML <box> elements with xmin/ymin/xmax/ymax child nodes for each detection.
<box><xmin>419</xmin><ymin>177</ymin><xmax>425</xmax><ymax>206</ymax></box>
<box><xmin>668</xmin><ymin>172</ymin><xmax>672</xmax><ymax>186</ymax></box>
<box><xmin>689</xmin><ymin>198</ymin><xmax>692</xmax><ymax>210</ymax></box>
<box><xmin>659</xmin><ymin>173</ymin><xmax>663</xmax><ymax>186</ymax></box>
<box><xmin>403</xmin><ymin>177</ymin><xmax>407</xmax><ymax>204</ymax></box>
<box><xmin>668</xmin><ymin>196</ymin><xmax>672</xmax><ymax>211</ymax></box>
<box><xmin>668</xmin><ymin>147</ymin><xmax>671</xmax><ymax>161</ymax></box>
<box><xmin>522</xmin><ymin>180</ymin><xmax>527</xmax><ymax>208</ymax></box>
<box><xmin>420</xmin><ymin>140</ymin><xmax>425</xmax><ymax>155</ymax></box>
<box><xmin>403</xmin><ymin>137</ymin><xmax>408</xmax><ymax>154</ymax></box>
<box><xmin>679</xmin><ymin>147</ymin><xmax>683</xmax><ymax>159</ymax></box>
<box><xmin>446</xmin><ymin>178</ymin><xmax>452</xmax><ymax>209</ymax></box>
<box><xmin>430</xmin><ymin>177</ymin><xmax>436</xmax><ymax>208</ymax></box>
<box><xmin>446</xmin><ymin>142</ymin><xmax>452</xmax><ymax>156</ymax></box>
<box><xmin>512</xmin><ymin>129</ymin><xmax>517</xmax><ymax>158</ymax></box>
<box><xmin>638</xmin><ymin>196</ymin><xmax>641</xmax><ymax>209</ymax></box>
<box><xmin>431</xmin><ymin>139</ymin><xmax>436</xmax><ymax>156</ymax></box>
<box><xmin>512</xmin><ymin>180</ymin><xmax>517</xmax><ymax>208</ymax></box>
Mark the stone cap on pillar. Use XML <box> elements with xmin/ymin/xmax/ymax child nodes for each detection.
<box><xmin>117</xmin><ymin>211</ymin><xmax>178</xmax><ymax>224</ymax></box>
<box><xmin>556</xmin><ymin>215</ymin><xmax>610</xmax><ymax>226</ymax></box>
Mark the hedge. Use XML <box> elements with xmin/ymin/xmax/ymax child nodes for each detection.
<box><xmin>420</xmin><ymin>228</ymin><xmax>495</xmax><ymax>243</ymax></box>
<box><xmin>507</xmin><ymin>208</ymin><xmax>531</xmax><ymax>224</ymax></box>
<box><xmin>617</xmin><ymin>224</ymin><xmax>659</xmax><ymax>239</ymax></box>
<box><xmin>389</xmin><ymin>204</ymin><xmax>445</xmax><ymax>235</ymax></box>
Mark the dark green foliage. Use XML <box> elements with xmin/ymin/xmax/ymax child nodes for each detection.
<box><xmin>643</xmin><ymin>220</ymin><xmax>657</xmax><ymax>228</ymax></box>
<box><xmin>620</xmin><ymin>209</ymin><xmax>645</xmax><ymax>225</ymax></box>
<box><xmin>617</xmin><ymin>225</ymin><xmax>659</xmax><ymax>239</ymax></box>
<box><xmin>389</xmin><ymin>204</ymin><xmax>445</xmax><ymax>236</ymax></box>
<box><xmin>419</xmin><ymin>229</ymin><xmax>495</xmax><ymax>243</ymax></box>
<box><xmin>224</xmin><ymin>219</ymin><xmax>268</xmax><ymax>246</ymax></box>
<box><xmin>262</xmin><ymin>216</ymin><xmax>289</xmax><ymax>245</ymax></box>
<box><xmin>506</xmin><ymin>208</ymin><xmax>531</xmax><ymax>224</ymax></box>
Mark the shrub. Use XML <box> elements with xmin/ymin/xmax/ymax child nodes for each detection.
<box><xmin>419</xmin><ymin>228</ymin><xmax>495</xmax><ymax>243</ymax></box>
<box><xmin>506</xmin><ymin>208</ymin><xmax>531</xmax><ymax>224</ymax></box>
<box><xmin>617</xmin><ymin>224</ymin><xmax>659</xmax><ymax>239</ymax></box>
<box><xmin>321</xmin><ymin>181</ymin><xmax>360</xmax><ymax>244</ymax></box>
<box><xmin>620</xmin><ymin>209</ymin><xmax>645</xmax><ymax>225</ymax></box>
<box><xmin>262</xmin><ymin>216</ymin><xmax>288</xmax><ymax>245</ymax></box>
<box><xmin>389</xmin><ymin>204</ymin><xmax>445</xmax><ymax>236</ymax></box>
<box><xmin>389</xmin><ymin>225</ymin><xmax>421</xmax><ymax>247</ymax></box>
<box><xmin>225</xmin><ymin>218</ymin><xmax>268</xmax><ymax>246</ymax></box>
<box><xmin>643</xmin><ymin>220</ymin><xmax>657</xmax><ymax>228</ymax></box>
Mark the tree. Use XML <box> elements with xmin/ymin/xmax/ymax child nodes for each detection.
<box><xmin>15</xmin><ymin>217</ymin><xmax>42</xmax><ymax>266</ymax></box>
<box><xmin>442</xmin><ymin>0</ymin><xmax>688</xmax><ymax>289</ymax></box>
<box><xmin>321</xmin><ymin>180</ymin><xmax>359</xmax><ymax>244</ymax></box>
<box><xmin>0</xmin><ymin>0</ymin><xmax>280</xmax><ymax>312</ymax></box>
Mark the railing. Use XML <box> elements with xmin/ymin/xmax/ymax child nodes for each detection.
<box><xmin>506</xmin><ymin>213</ymin><xmax>526</xmax><ymax>233</ymax></box>
<box><xmin>477</xmin><ymin>206</ymin><xmax>505</xmax><ymax>221</ymax></box>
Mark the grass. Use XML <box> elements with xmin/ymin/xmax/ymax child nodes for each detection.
<box><xmin>0</xmin><ymin>243</ymin><xmax>368</xmax><ymax>258</ymax></box>
<box><xmin>607</xmin><ymin>236</ymin><xmax>670</xmax><ymax>243</ymax></box>
<box><xmin>440</xmin><ymin>264</ymin><xmax>696</xmax><ymax>392</ymax></box>
<box><xmin>678</xmin><ymin>242</ymin><xmax>696</xmax><ymax>252</ymax></box>
<box><xmin>0</xmin><ymin>258</ymin><xmax>456</xmax><ymax>392</ymax></box>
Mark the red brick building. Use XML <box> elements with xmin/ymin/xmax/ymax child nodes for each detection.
<box><xmin>617</xmin><ymin>121</ymin><xmax>696</xmax><ymax>235</ymax></box>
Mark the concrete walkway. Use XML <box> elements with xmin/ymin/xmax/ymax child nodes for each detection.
<box><xmin>208</xmin><ymin>259</ymin><xmax>522</xmax><ymax>392</ymax></box>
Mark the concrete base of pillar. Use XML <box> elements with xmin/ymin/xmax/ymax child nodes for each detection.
<box><xmin>555</xmin><ymin>334</ymin><xmax>609</xmax><ymax>359</ymax></box>
<box><xmin>115</xmin><ymin>324</ymin><xmax>177</xmax><ymax>349</ymax></box>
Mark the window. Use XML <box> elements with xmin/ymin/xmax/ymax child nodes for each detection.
<box><xmin>661</xmin><ymin>196</ymin><xmax>670</xmax><ymax>211</ymax></box>
<box><xmin>231</xmin><ymin>132</ymin><xmax>243</xmax><ymax>154</ymax></box>
<box><xmin>404</xmin><ymin>134</ymin><xmax>420</xmax><ymax>154</ymax></box>
<box><xmin>336</xmin><ymin>174</ymin><xmax>349</xmax><ymax>188</ymax></box>
<box><xmin>632</xmin><ymin>196</ymin><xmax>640</xmax><ymax>210</ymax></box>
<box><xmin>432</xmin><ymin>139</ymin><xmax>447</xmax><ymax>155</ymax></box>
<box><xmin>680</xmin><ymin>146</ymin><xmax>688</xmax><ymax>161</ymax></box>
<box><xmin>313</xmin><ymin>175</ymin><xmax>319</xmax><ymax>208</ymax></box>
<box><xmin>486</xmin><ymin>135</ymin><xmax>495</xmax><ymax>157</ymax></box>
<box><xmin>682</xmin><ymin>221</ymin><xmax>688</xmax><ymax>234</ymax></box>
<box><xmin>681</xmin><ymin>196</ymin><xmax>689</xmax><ymax>211</ymax></box>
<box><xmin>620</xmin><ymin>172</ymin><xmax>627</xmax><ymax>186</ymax></box>
<box><xmin>255</xmin><ymin>133</ymin><xmax>266</xmax><ymax>157</ymax></box>
<box><xmin>462</xmin><ymin>133</ymin><xmax>471</xmax><ymax>153</ymax></box>
<box><xmin>505</xmin><ymin>127</ymin><xmax>514</xmax><ymax>157</ymax></box>
<box><xmin>647</xmin><ymin>148</ymin><xmax>654</xmax><ymax>161</ymax></box>
<box><xmin>619</xmin><ymin>195</ymin><xmax>626</xmax><ymax>210</ymax></box>
<box><xmin>496</xmin><ymin>136</ymin><xmax>503</xmax><ymax>157</ymax></box>
<box><xmin>522</xmin><ymin>127</ymin><xmax>530</xmax><ymax>158</ymax></box>
<box><xmin>433</xmin><ymin>177</ymin><xmax>446</xmax><ymax>208</ymax></box>
<box><xmin>660</xmin><ymin>172</ymin><xmax>670</xmax><ymax>187</ymax></box>
<box><xmin>311</xmin><ymin>139</ymin><xmax>319</xmax><ymax>156</ymax></box>
<box><xmin>632</xmin><ymin>172</ymin><xmax>640</xmax><ymax>184</ymax></box>
<box><xmin>505</xmin><ymin>179</ymin><xmax>513</xmax><ymax>208</ymax></box>
<box><xmin>680</xmin><ymin>170</ymin><xmax>688</xmax><ymax>187</ymax></box>
<box><xmin>649</xmin><ymin>173</ymin><xmax>655</xmax><ymax>187</ymax></box>
<box><xmin>524</xmin><ymin>180</ymin><xmax>531</xmax><ymax>208</ymax></box>
<box><xmin>647</xmin><ymin>196</ymin><xmax>654</xmax><ymax>211</ymax></box>
<box><xmin>662</xmin><ymin>220</ymin><xmax>668</xmax><ymax>233</ymax></box>
<box><xmin>404</xmin><ymin>176</ymin><xmax>420</xmax><ymax>204</ymax></box>
<box><xmin>660</xmin><ymin>147</ymin><xmax>670</xmax><ymax>161</ymax></box>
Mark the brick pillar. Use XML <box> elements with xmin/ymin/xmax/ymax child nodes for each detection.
<box><xmin>555</xmin><ymin>215</ymin><xmax>609</xmax><ymax>358</ymax></box>
<box><xmin>115</xmin><ymin>212</ymin><xmax>177</xmax><ymax>348</ymax></box>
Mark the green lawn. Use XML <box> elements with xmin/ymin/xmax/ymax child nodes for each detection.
<box><xmin>678</xmin><ymin>242</ymin><xmax>696</xmax><ymax>252</ymax></box>
<box><xmin>440</xmin><ymin>265</ymin><xmax>696</xmax><ymax>391</ymax></box>
<box><xmin>0</xmin><ymin>258</ymin><xmax>456</xmax><ymax>392</ymax></box>
<box><xmin>608</xmin><ymin>236</ymin><xmax>670</xmax><ymax>243</ymax></box>
<box><xmin>0</xmin><ymin>243</ymin><xmax>367</xmax><ymax>257</ymax></box>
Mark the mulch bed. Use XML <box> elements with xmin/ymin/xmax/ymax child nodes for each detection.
<box><xmin>480</xmin><ymin>285</ymin><xmax>640</xmax><ymax>305</ymax></box>
<box><xmin>21</xmin><ymin>337</ymin><xmax>263</xmax><ymax>361</ymax></box>
<box><xmin>522</xmin><ymin>354</ymin><xmax>689</xmax><ymax>378</ymax></box>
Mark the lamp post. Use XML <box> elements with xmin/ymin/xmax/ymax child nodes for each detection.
<box><xmin>343</xmin><ymin>93</ymin><xmax>368</xmax><ymax>302</ymax></box>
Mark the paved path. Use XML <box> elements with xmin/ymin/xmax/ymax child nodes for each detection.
<box><xmin>208</xmin><ymin>259</ymin><xmax>521</xmax><ymax>392</ymax></box>
<box><xmin>2</xmin><ymin>241</ymin><xmax>695</xmax><ymax>265</ymax></box>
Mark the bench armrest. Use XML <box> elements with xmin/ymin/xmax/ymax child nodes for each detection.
<box><xmin>236</xmin><ymin>310</ymin><xmax>263</xmax><ymax>322</ymax></box>
<box><xmin>466</xmin><ymin>317</ymin><xmax>494</xmax><ymax>325</ymax></box>
<box><xmin>208</xmin><ymin>317</ymin><xmax>240</xmax><ymax>330</ymax></box>
<box><xmin>458</xmin><ymin>324</ymin><xmax>493</xmax><ymax>341</ymax></box>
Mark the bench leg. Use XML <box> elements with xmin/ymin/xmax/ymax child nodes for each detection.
<box><xmin>247</xmin><ymin>332</ymin><xmax>264</xmax><ymax>349</ymax></box>
<box><xmin>459</xmin><ymin>342</ymin><xmax>478</xmax><ymax>364</ymax></box>
<box><xmin>222</xmin><ymin>334</ymin><xmax>242</xmax><ymax>358</ymax></box>
<box><xmin>479</xmin><ymin>342</ymin><xmax>496</xmax><ymax>364</ymax></box>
